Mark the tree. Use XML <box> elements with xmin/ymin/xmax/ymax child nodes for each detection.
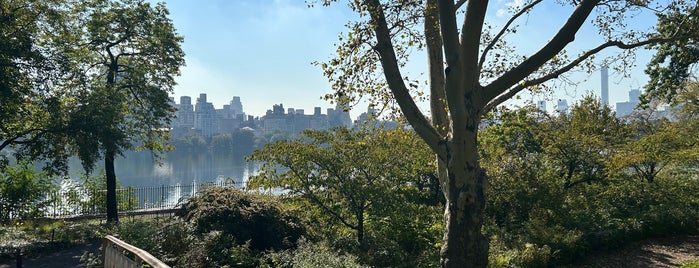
<box><xmin>248</xmin><ymin>127</ymin><xmax>440</xmax><ymax>264</ymax></box>
<box><xmin>0</xmin><ymin>163</ymin><xmax>55</xmax><ymax>221</ymax></box>
<box><xmin>538</xmin><ymin>96</ymin><xmax>628</xmax><ymax>189</ymax></box>
<box><xmin>0</xmin><ymin>0</ymin><xmax>73</xmax><ymax>173</ymax></box>
<box><xmin>643</xmin><ymin>5</ymin><xmax>699</xmax><ymax>105</ymax></box>
<box><xmin>61</xmin><ymin>0</ymin><xmax>184</xmax><ymax>223</ymax></box>
<box><xmin>318</xmin><ymin>1</ymin><xmax>694</xmax><ymax>266</ymax></box>
<box><xmin>613</xmin><ymin>85</ymin><xmax>699</xmax><ymax>183</ymax></box>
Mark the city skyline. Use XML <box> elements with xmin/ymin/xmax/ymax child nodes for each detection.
<box><xmin>161</xmin><ymin>0</ymin><xmax>658</xmax><ymax>120</ymax></box>
<box><xmin>171</xmin><ymin>93</ymin><xmax>348</xmax><ymax>118</ymax></box>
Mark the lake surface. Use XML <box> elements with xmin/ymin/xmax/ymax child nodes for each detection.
<box><xmin>67</xmin><ymin>151</ymin><xmax>258</xmax><ymax>187</ymax></box>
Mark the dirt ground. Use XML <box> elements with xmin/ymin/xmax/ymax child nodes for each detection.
<box><xmin>562</xmin><ymin>235</ymin><xmax>699</xmax><ymax>268</ymax></box>
<box><xmin>0</xmin><ymin>240</ymin><xmax>100</xmax><ymax>268</ymax></box>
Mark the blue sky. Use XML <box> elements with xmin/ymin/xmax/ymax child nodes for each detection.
<box><xmin>162</xmin><ymin>0</ymin><xmax>658</xmax><ymax>118</ymax></box>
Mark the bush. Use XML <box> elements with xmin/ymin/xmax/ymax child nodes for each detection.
<box><xmin>0</xmin><ymin>164</ymin><xmax>55</xmax><ymax>221</ymax></box>
<box><xmin>261</xmin><ymin>238</ymin><xmax>367</xmax><ymax>268</ymax></box>
<box><xmin>177</xmin><ymin>187</ymin><xmax>306</xmax><ymax>252</ymax></box>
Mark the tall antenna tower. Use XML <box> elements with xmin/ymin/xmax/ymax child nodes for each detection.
<box><xmin>601</xmin><ymin>66</ymin><xmax>609</xmax><ymax>107</ymax></box>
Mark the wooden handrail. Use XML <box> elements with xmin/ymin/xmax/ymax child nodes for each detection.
<box><xmin>102</xmin><ymin>235</ymin><xmax>170</xmax><ymax>268</ymax></box>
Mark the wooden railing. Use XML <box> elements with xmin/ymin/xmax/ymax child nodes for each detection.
<box><xmin>102</xmin><ymin>235</ymin><xmax>169</xmax><ymax>268</ymax></box>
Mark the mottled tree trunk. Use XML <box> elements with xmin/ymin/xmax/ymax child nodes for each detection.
<box><xmin>439</xmin><ymin>115</ymin><xmax>489</xmax><ymax>268</ymax></box>
<box><xmin>440</xmin><ymin>162</ymin><xmax>488</xmax><ymax>267</ymax></box>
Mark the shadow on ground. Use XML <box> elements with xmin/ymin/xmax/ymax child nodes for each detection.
<box><xmin>0</xmin><ymin>239</ymin><xmax>100</xmax><ymax>268</ymax></box>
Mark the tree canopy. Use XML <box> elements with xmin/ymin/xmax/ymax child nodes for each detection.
<box><xmin>317</xmin><ymin>1</ymin><xmax>697</xmax><ymax>267</ymax></box>
<box><xmin>249</xmin><ymin>127</ymin><xmax>443</xmax><ymax>266</ymax></box>
<box><xmin>0</xmin><ymin>0</ymin><xmax>73</xmax><ymax>172</ymax></box>
<box><xmin>56</xmin><ymin>0</ymin><xmax>185</xmax><ymax>223</ymax></box>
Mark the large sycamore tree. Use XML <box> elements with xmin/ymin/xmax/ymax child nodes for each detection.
<box><xmin>60</xmin><ymin>0</ymin><xmax>184</xmax><ymax>223</ymax></box>
<box><xmin>318</xmin><ymin>0</ymin><xmax>696</xmax><ymax>267</ymax></box>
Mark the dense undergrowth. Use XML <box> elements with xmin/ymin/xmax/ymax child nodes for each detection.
<box><xmin>1</xmin><ymin>172</ymin><xmax>697</xmax><ymax>268</ymax></box>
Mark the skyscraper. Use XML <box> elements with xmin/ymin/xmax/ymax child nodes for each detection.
<box><xmin>230</xmin><ymin>96</ymin><xmax>243</xmax><ymax>117</ymax></box>
<box><xmin>176</xmin><ymin>96</ymin><xmax>194</xmax><ymax>129</ymax></box>
<box><xmin>601</xmin><ymin>66</ymin><xmax>609</xmax><ymax>107</ymax></box>
<box><xmin>615</xmin><ymin>89</ymin><xmax>641</xmax><ymax>118</ymax></box>
<box><xmin>556</xmin><ymin>99</ymin><xmax>568</xmax><ymax>113</ymax></box>
<box><xmin>536</xmin><ymin>100</ymin><xmax>547</xmax><ymax>112</ymax></box>
<box><xmin>195</xmin><ymin>93</ymin><xmax>216</xmax><ymax>137</ymax></box>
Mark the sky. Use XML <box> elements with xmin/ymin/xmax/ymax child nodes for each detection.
<box><xmin>160</xmin><ymin>0</ymin><xmax>659</xmax><ymax>118</ymax></box>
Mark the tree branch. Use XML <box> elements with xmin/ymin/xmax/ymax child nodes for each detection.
<box><xmin>483</xmin><ymin>37</ymin><xmax>673</xmax><ymax>113</ymax></box>
<box><xmin>454</xmin><ymin>0</ymin><xmax>467</xmax><ymax>10</ymax></box>
<box><xmin>287</xmin><ymin>164</ymin><xmax>358</xmax><ymax>230</ymax></box>
<box><xmin>482</xmin><ymin>0</ymin><xmax>600</xmax><ymax>102</ymax></box>
<box><xmin>478</xmin><ymin>0</ymin><xmax>543</xmax><ymax>71</ymax></box>
<box><xmin>0</xmin><ymin>128</ymin><xmax>47</xmax><ymax>152</ymax></box>
<box><xmin>459</xmin><ymin>0</ymin><xmax>488</xmax><ymax>90</ymax></box>
<box><xmin>424</xmin><ymin>0</ymin><xmax>449</xmax><ymax>135</ymax></box>
<box><xmin>364</xmin><ymin>0</ymin><xmax>445</xmax><ymax>158</ymax></box>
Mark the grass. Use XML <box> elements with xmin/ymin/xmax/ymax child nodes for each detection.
<box><xmin>679</xmin><ymin>259</ymin><xmax>699</xmax><ymax>268</ymax></box>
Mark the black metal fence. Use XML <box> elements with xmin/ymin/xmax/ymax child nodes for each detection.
<box><xmin>42</xmin><ymin>179</ymin><xmax>241</xmax><ymax>218</ymax></box>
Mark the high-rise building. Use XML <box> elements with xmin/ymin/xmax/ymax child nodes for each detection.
<box><xmin>195</xmin><ymin>93</ymin><xmax>216</xmax><ymax>137</ymax></box>
<box><xmin>328</xmin><ymin>103</ymin><xmax>352</xmax><ymax>128</ymax></box>
<box><xmin>629</xmin><ymin>89</ymin><xmax>641</xmax><ymax>102</ymax></box>
<box><xmin>536</xmin><ymin>100</ymin><xmax>547</xmax><ymax>112</ymax></box>
<box><xmin>176</xmin><ymin>96</ymin><xmax>195</xmax><ymax>129</ymax></box>
<box><xmin>601</xmin><ymin>66</ymin><xmax>609</xmax><ymax>107</ymax></box>
<box><xmin>615</xmin><ymin>89</ymin><xmax>641</xmax><ymax>118</ymax></box>
<box><xmin>556</xmin><ymin>99</ymin><xmax>568</xmax><ymax>114</ymax></box>
<box><xmin>230</xmin><ymin>96</ymin><xmax>243</xmax><ymax>117</ymax></box>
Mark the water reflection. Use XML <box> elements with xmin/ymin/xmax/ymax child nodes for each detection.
<box><xmin>67</xmin><ymin>150</ymin><xmax>258</xmax><ymax>187</ymax></box>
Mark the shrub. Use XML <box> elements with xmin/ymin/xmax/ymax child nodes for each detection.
<box><xmin>261</xmin><ymin>238</ymin><xmax>368</xmax><ymax>268</ymax></box>
<box><xmin>177</xmin><ymin>187</ymin><xmax>306</xmax><ymax>252</ymax></box>
<box><xmin>0</xmin><ymin>164</ymin><xmax>55</xmax><ymax>221</ymax></box>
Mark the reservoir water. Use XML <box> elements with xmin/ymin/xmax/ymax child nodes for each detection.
<box><xmin>66</xmin><ymin>150</ymin><xmax>258</xmax><ymax>187</ymax></box>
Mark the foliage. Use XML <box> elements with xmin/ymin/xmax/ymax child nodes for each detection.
<box><xmin>171</xmin><ymin>127</ymin><xmax>255</xmax><ymax>154</ymax></box>
<box><xmin>479</xmin><ymin>100</ymin><xmax>699</xmax><ymax>265</ymax></box>
<box><xmin>211</xmin><ymin>133</ymin><xmax>233</xmax><ymax>152</ymax></box>
<box><xmin>0</xmin><ymin>0</ymin><xmax>72</xmax><ymax>174</ymax></box>
<box><xmin>0</xmin><ymin>164</ymin><xmax>55</xmax><ymax>221</ymax></box>
<box><xmin>79</xmin><ymin>173</ymin><xmax>138</xmax><ymax>214</ymax></box>
<box><xmin>249</xmin><ymin>127</ymin><xmax>442</xmax><ymax>266</ymax></box>
<box><xmin>261</xmin><ymin>238</ymin><xmax>368</xmax><ymax>268</ymax></box>
<box><xmin>171</xmin><ymin>130</ymin><xmax>207</xmax><ymax>152</ymax></box>
<box><xmin>679</xmin><ymin>259</ymin><xmax>699</xmax><ymax>268</ymax></box>
<box><xmin>315</xmin><ymin>1</ymin><xmax>696</xmax><ymax>266</ymax></box>
<box><xmin>643</xmin><ymin>5</ymin><xmax>699</xmax><ymax>105</ymax></box>
<box><xmin>1</xmin><ymin>219</ymin><xmax>104</xmax><ymax>261</ymax></box>
<box><xmin>176</xmin><ymin>187</ymin><xmax>306</xmax><ymax>252</ymax></box>
<box><xmin>538</xmin><ymin>96</ymin><xmax>629</xmax><ymax>189</ymax></box>
<box><xmin>56</xmin><ymin>0</ymin><xmax>185</xmax><ymax>223</ymax></box>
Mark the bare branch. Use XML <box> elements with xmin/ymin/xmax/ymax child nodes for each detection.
<box><xmin>459</xmin><ymin>0</ymin><xmax>488</xmax><ymax>87</ymax></box>
<box><xmin>437</xmin><ymin>0</ymin><xmax>461</xmax><ymax>68</ymax></box>
<box><xmin>482</xmin><ymin>0</ymin><xmax>600</xmax><ymax>103</ymax></box>
<box><xmin>478</xmin><ymin>0</ymin><xmax>543</xmax><ymax>71</ymax></box>
<box><xmin>364</xmin><ymin>0</ymin><xmax>445</xmax><ymax>157</ymax></box>
<box><xmin>424</xmin><ymin>0</ymin><xmax>449</xmax><ymax>135</ymax></box>
<box><xmin>483</xmin><ymin>37</ymin><xmax>674</xmax><ymax>113</ymax></box>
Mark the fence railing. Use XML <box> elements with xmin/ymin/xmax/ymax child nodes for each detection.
<box><xmin>103</xmin><ymin>235</ymin><xmax>170</xmax><ymax>268</ymax></box>
<box><xmin>42</xmin><ymin>179</ymin><xmax>241</xmax><ymax>219</ymax></box>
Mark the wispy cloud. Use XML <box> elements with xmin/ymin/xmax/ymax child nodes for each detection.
<box><xmin>497</xmin><ymin>0</ymin><xmax>525</xmax><ymax>17</ymax></box>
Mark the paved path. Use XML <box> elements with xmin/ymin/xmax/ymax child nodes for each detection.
<box><xmin>0</xmin><ymin>240</ymin><xmax>100</xmax><ymax>268</ymax></box>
